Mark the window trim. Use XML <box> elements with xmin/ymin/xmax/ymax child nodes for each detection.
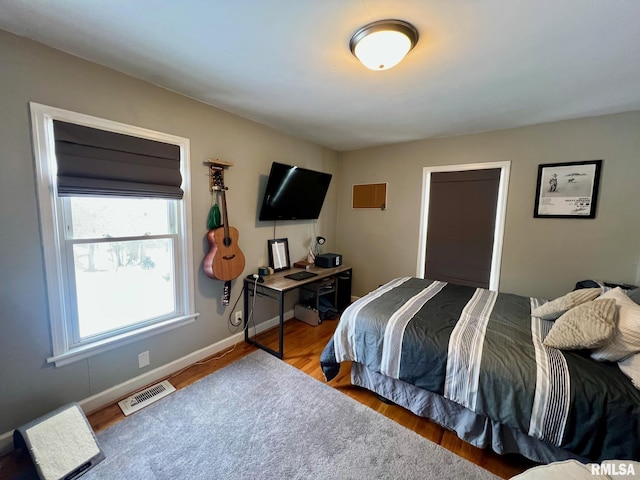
<box><xmin>30</xmin><ymin>102</ymin><xmax>198</xmax><ymax>367</ymax></box>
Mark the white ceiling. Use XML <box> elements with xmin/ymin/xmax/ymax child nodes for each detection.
<box><xmin>2</xmin><ymin>1</ymin><xmax>640</xmax><ymax>151</ymax></box>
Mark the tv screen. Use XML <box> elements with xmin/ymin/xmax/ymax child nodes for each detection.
<box><xmin>259</xmin><ymin>162</ymin><xmax>332</xmax><ymax>221</ymax></box>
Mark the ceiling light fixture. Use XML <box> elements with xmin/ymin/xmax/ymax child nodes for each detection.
<box><xmin>349</xmin><ymin>19</ymin><xmax>419</xmax><ymax>71</ymax></box>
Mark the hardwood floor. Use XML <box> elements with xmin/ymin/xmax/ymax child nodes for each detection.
<box><xmin>1</xmin><ymin>318</ymin><xmax>535</xmax><ymax>479</ymax></box>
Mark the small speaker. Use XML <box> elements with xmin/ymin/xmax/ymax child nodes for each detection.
<box><xmin>315</xmin><ymin>253</ymin><xmax>342</xmax><ymax>268</ymax></box>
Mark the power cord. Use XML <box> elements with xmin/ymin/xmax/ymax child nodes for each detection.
<box><xmin>227</xmin><ymin>283</ymin><xmax>245</xmax><ymax>327</ymax></box>
<box><xmin>170</xmin><ymin>278</ymin><xmax>258</xmax><ymax>378</ymax></box>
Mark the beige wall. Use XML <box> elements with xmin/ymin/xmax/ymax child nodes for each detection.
<box><xmin>0</xmin><ymin>30</ymin><xmax>337</xmax><ymax>435</ymax></box>
<box><xmin>336</xmin><ymin>111</ymin><xmax>640</xmax><ymax>300</ymax></box>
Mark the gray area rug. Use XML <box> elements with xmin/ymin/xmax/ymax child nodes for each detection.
<box><xmin>82</xmin><ymin>350</ymin><xmax>499</xmax><ymax>479</ymax></box>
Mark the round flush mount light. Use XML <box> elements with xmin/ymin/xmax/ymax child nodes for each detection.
<box><xmin>349</xmin><ymin>19</ymin><xmax>419</xmax><ymax>71</ymax></box>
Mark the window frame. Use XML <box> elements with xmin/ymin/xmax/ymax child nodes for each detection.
<box><xmin>30</xmin><ymin>102</ymin><xmax>198</xmax><ymax>367</ymax></box>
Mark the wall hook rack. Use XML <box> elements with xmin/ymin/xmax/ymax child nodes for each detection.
<box><xmin>204</xmin><ymin>159</ymin><xmax>233</xmax><ymax>192</ymax></box>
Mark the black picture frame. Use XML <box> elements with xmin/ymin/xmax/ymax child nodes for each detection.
<box><xmin>533</xmin><ymin>160</ymin><xmax>602</xmax><ymax>219</ymax></box>
<box><xmin>267</xmin><ymin>238</ymin><xmax>291</xmax><ymax>271</ymax></box>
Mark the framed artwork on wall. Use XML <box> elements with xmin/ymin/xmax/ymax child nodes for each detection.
<box><xmin>533</xmin><ymin>160</ymin><xmax>602</xmax><ymax>218</ymax></box>
<box><xmin>267</xmin><ymin>238</ymin><xmax>290</xmax><ymax>271</ymax></box>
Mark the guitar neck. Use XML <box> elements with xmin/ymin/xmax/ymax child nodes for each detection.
<box><xmin>219</xmin><ymin>188</ymin><xmax>230</xmax><ymax>238</ymax></box>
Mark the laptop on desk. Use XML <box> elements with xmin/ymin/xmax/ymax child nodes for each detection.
<box><xmin>284</xmin><ymin>271</ymin><xmax>318</xmax><ymax>281</ymax></box>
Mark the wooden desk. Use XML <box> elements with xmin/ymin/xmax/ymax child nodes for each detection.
<box><xmin>243</xmin><ymin>264</ymin><xmax>352</xmax><ymax>358</ymax></box>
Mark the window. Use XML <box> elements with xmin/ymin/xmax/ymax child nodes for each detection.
<box><xmin>31</xmin><ymin>103</ymin><xmax>197</xmax><ymax>367</ymax></box>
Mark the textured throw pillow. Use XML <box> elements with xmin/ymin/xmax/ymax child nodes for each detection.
<box><xmin>591</xmin><ymin>288</ymin><xmax>640</xmax><ymax>362</ymax></box>
<box><xmin>531</xmin><ymin>288</ymin><xmax>601</xmax><ymax>320</ymax></box>
<box><xmin>618</xmin><ymin>353</ymin><xmax>640</xmax><ymax>390</ymax></box>
<box><xmin>543</xmin><ymin>298</ymin><xmax>617</xmax><ymax>350</ymax></box>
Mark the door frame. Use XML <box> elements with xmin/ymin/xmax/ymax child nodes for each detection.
<box><xmin>416</xmin><ymin>161</ymin><xmax>511</xmax><ymax>291</ymax></box>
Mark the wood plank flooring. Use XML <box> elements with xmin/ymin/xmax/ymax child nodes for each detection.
<box><xmin>1</xmin><ymin>318</ymin><xmax>536</xmax><ymax>479</ymax></box>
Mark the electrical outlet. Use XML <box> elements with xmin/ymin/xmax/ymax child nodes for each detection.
<box><xmin>138</xmin><ymin>351</ymin><xmax>150</xmax><ymax>368</ymax></box>
<box><xmin>231</xmin><ymin>311</ymin><xmax>243</xmax><ymax>327</ymax></box>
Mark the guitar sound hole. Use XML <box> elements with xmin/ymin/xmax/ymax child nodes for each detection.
<box><xmin>224</xmin><ymin>237</ymin><xmax>232</xmax><ymax>247</ymax></box>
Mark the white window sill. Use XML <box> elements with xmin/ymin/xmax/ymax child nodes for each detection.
<box><xmin>47</xmin><ymin>313</ymin><xmax>200</xmax><ymax>367</ymax></box>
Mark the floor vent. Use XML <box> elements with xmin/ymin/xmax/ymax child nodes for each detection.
<box><xmin>118</xmin><ymin>380</ymin><xmax>176</xmax><ymax>416</ymax></box>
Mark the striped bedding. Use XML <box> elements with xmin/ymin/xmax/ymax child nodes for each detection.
<box><xmin>320</xmin><ymin>277</ymin><xmax>640</xmax><ymax>461</ymax></box>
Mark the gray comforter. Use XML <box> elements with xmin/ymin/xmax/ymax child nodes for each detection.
<box><xmin>320</xmin><ymin>277</ymin><xmax>640</xmax><ymax>461</ymax></box>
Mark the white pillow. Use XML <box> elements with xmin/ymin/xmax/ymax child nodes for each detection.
<box><xmin>618</xmin><ymin>353</ymin><xmax>640</xmax><ymax>390</ymax></box>
<box><xmin>591</xmin><ymin>288</ymin><xmax>640</xmax><ymax>362</ymax></box>
<box><xmin>543</xmin><ymin>298</ymin><xmax>616</xmax><ymax>350</ymax></box>
<box><xmin>531</xmin><ymin>288</ymin><xmax>601</xmax><ymax>320</ymax></box>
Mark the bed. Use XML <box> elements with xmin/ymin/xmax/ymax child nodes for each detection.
<box><xmin>320</xmin><ymin>277</ymin><xmax>640</xmax><ymax>464</ymax></box>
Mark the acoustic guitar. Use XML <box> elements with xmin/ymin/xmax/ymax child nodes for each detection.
<box><xmin>202</xmin><ymin>230</ymin><xmax>218</xmax><ymax>279</ymax></box>
<box><xmin>208</xmin><ymin>168</ymin><xmax>245</xmax><ymax>282</ymax></box>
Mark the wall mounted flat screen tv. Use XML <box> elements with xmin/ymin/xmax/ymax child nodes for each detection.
<box><xmin>259</xmin><ymin>162</ymin><xmax>332</xmax><ymax>221</ymax></box>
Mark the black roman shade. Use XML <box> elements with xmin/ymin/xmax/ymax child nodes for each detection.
<box><xmin>53</xmin><ymin>120</ymin><xmax>183</xmax><ymax>199</ymax></box>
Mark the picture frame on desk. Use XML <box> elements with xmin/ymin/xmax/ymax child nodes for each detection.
<box><xmin>267</xmin><ymin>238</ymin><xmax>290</xmax><ymax>271</ymax></box>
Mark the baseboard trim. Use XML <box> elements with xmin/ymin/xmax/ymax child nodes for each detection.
<box><xmin>0</xmin><ymin>310</ymin><xmax>293</xmax><ymax>455</ymax></box>
<box><xmin>79</xmin><ymin>309</ymin><xmax>294</xmax><ymax>414</ymax></box>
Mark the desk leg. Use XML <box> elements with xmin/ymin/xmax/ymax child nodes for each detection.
<box><xmin>243</xmin><ymin>282</ymin><xmax>284</xmax><ymax>359</ymax></box>
<box><xmin>277</xmin><ymin>291</ymin><xmax>284</xmax><ymax>358</ymax></box>
<box><xmin>243</xmin><ymin>281</ymin><xmax>250</xmax><ymax>344</ymax></box>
